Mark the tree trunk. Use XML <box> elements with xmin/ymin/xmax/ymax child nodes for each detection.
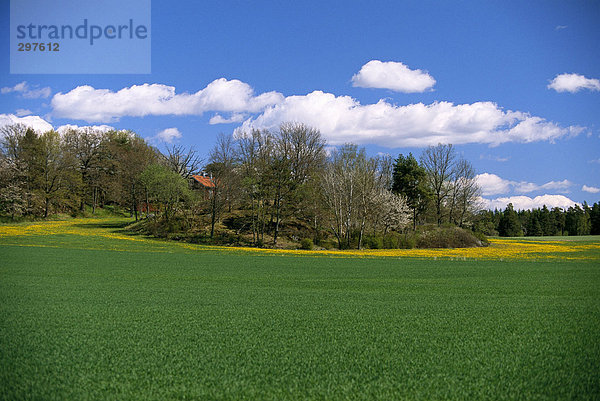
<box><xmin>210</xmin><ymin>193</ymin><xmax>217</xmax><ymax>238</ymax></box>
<box><xmin>92</xmin><ymin>187</ymin><xmax>97</xmax><ymax>214</ymax></box>
<box><xmin>273</xmin><ymin>197</ymin><xmax>281</xmax><ymax>245</ymax></box>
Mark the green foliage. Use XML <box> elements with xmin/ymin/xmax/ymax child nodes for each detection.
<box><xmin>300</xmin><ymin>238</ymin><xmax>314</xmax><ymax>250</ymax></box>
<box><xmin>498</xmin><ymin>203</ymin><xmax>523</xmax><ymax>237</ymax></box>
<box><xmin>416</xmin><ymin>226</ymin><xmax>483</xmax><ymax>248</ymax></box>
<box><xmin>140</xmin><ymin>163</ymin><xmax>190</xmax><ymax>221</ymax></box>
<box><xmin>381</xmin><ymin>232</ymin><xmax>416</xmax><ymax>249</ymax></box>
<box><xmin>362</xmin><ymin>235</ymin><xmax>383</xmax><ymax>249</ymax></box>
<box><xmin>392</xmin><ymin>153</ymin><xmax>431</xmax><ymax>229</ymax></box>
<box><xmin>473</xmin><ymin>231</ymin><xmax>490</xmax><ymax>246</ymax></box>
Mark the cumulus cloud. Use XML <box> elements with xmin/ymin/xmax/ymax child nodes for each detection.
<box><xmin>481</xmin><ymin>195</ymin><xmax>578</xmax><ymax>211</ymax></box>
<box><xmin>476</xmin><ymin>173</ymin><xmax>573</xmax><ymax>196</ymax></box>
<box><xmin>1</xmin><ymin>81</ymin><xmax>51</xmax><ymax>98</ymax></box>
<box><xmin>582</xmin><ymin>185</ymin><xmax>600</xmax><ymax>194</ymax></box>
<box><xmin>154</xmin><ymin>127</ymin><xmax>182</xmax><ymax>143</ymax></box>
<box><xmin>475</xmin><ymin>173</ymin><xmax>512</xmax><ymax>196</ymax></box>
<box><xmin>209</xmin><ymin>113</ymin><xmax>246</xmax><ymax>124</ymax></box>
<box><xmin>0</xmin><ymin>113</ymin><xmax>53</xmax><ymax>133</ymax></box>
<box><xmin>51</xmin><ymin>79</ymin><xmax>284</xmax><ymax>123</ymax></box>
<box><xmin>238</xmin><ymin>91</ymin><xmax>583</xmax><ymax>147</ymax></box>
<box><xmin>351</xmin><ymin>60</ymin><xmax>436</xmax><ymax>93</ymax></box>
<box><xmin>56</xmin><ymin>124</ymin><xmax>115</xmax><ymax>135</ymax></box>
<box><xmin>15</xmin><ymin>109</ymin><xmax>32</xmax><ymax>117</ymax></box>
<box><xmin>548</xmin><ymin>73</ymin><xmax>600</xmax><ymax>93</ymax></box>
<box><xmin>480</xmin><ymin>154</ymin><xmax>509</xmax><ymax>162</ymax></box>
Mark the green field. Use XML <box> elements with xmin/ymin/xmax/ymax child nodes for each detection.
<box><xmin>1</xmin><ymin>220</ymin><xmax>599</xmax><ymax>400</ymax></box>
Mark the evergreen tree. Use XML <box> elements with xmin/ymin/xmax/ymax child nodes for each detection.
<box><xmin>590</xmin><ymin>202</ymin><xmax>600</xmax><ymax>235</ymax></box>
<box><xmin>392</xmin><ymin>153</ymin><xmax>430</xmax><ymax>230</ymax></box>
<box><xmin>498</xmin><ymin>203</ymin><xmax>523</xmax><ymax>237</ymax></box>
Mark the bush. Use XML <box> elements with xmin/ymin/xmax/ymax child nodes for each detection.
<box><xmin>362</xmin><ymin>235</ymin><xmax>383</xmax><ymax>249</ymax></box>
<box><xmin>473</xmin><ymin>231</ymin><xmax>490</xmax><ymax>246</ymax></box>
<box><xmin>416</xmin><ymin>227</ymin><xmax>482</xmax><ymax>249</ymax></box>
<box><xmin>383</xmin><ymin>232</ymin><xmax>416</xmax><ymax>249</ymax></box>
<box><xmin>300</xmin><ymin>238</ymin><xmax>313</xmax><ymax>250</ymax></box>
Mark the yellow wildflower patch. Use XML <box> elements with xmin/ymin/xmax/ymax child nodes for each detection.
<box><xmin>1</xmin><ymin>218</ymin><xmax>599</xmax><ymax>261</ymax></box>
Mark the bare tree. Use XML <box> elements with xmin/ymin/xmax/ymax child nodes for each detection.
<box><xmin>451</xmin><ymin>159</ymin><xmax>481</xmax><ymax>226</ymax></box>
<box><xmin>420</xmin><ymin>143</ymin><xmax>456</xmax><ymax>225</ymax></box>
<box><xmin>236</xmin><ymin>129</ymin><xmax>274</xmax><ymax>245</ymax></box>
<box><xmin>271</xmin><ymin>122</ymin><xmax>326</xmax><ymax>245</ymax></box>
<box><xmin>207</xmin><ymin>133</ymin><xmax>239</xmax><ymax>238</ymax></box>
<box><xmin>164</xmin><ymin>144</ymin><xmax>202</xmax><ymax>179</ymax></box>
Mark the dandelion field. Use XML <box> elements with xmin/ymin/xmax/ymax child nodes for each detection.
<box><xmin>1</xmin><ymin>218</ymin><xmax>599</xmax><ymax>400</ymax></box>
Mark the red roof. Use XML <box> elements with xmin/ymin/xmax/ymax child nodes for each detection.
<box><xmin>191</xmin><ymin>175</ymin><xmax>215</xmax><ymax>188</ymax></box>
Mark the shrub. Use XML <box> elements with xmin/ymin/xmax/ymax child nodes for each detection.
<box><xmin>416</xmin><ymin>227</ymin><xmax>483</xmax><ymax>249</ymax></box>
<box><xmin>383</xmin><ymin>232</ymin><xmax>416</xmax><ymax>249</ymax></box>
<box><xmin>362</xmin><ymin>235</ymin><xmax>383</xmax><ymax>249</ymax></box>
<box><xmin>473</xmin><ymin>231</ymin><xmax>490</xmax><ymax>246</ymax></box>
<box><xmin>300</xmin><ymin>238</ymin><xmax>313</xmax><ymax>250</ymax></box>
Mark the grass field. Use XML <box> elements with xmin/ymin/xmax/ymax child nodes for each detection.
<box><xmin>1</xmin><ymin>218</ymin><xmax>599</xmax><ymax>400</ymax></box>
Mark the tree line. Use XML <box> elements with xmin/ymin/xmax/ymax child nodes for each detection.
<box><xmin>0</xmin><ymin>122</ymin><xmax>505</xmax><ymax>248</ymax></box>
<box><xmin>473</xmin><ymin>202</ymin><xmax>600</xmax><ymax>237</ymax></box>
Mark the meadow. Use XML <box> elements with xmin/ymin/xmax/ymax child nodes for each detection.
<box><xmin>1</xmin><ymin>218</ymin><xmax>599</xmax><ymax>400</ymax></box>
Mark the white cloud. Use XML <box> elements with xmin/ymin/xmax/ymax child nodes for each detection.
<box><xmin>481</xmin><ymin>195</ymin><xmax>578</xmax><ymax>211</ymax></box>
<box><xmin>555</xmin><ymin>25</ymin><xmax>568</xmax><ymax>30</ymax></box>
<box><xmin>209</xmin><ymin>113</ymin><xmax>246</xmax><ymax>124</ymax></box>
<box><xmin>1</xmin><ymin>81</ymin><xmax>51</xmax><ymax>98</ymax></box>
<box><xmin>548</xmin><ymin>73</ymin><xmax>600</xmax><ymax>93</ymax></box>
<box><xmin>351</xmin><ymin>60</ymin><xmax>436</xmax><ymax>93</ymax></box>
<box><xmin>582</xmin><ymin>185</ymin><xmax>600</xmax><ymax>194</ymax></box>
<box><xmin>0</xmin><ymin>113</ymin><xmax>53</xmax><ymax>133</ymax></box>
<box><xmin>476</xmin><ymin>173</ymin><xmax>573</xmax><ymax>196</ymax></box>
<box><xmin>589</xmin><ymin>159</ymin><xmax>600</xmax><ymax>164</ymax></box>
<box><xmin>154</xmin><ymin>127</ymin><xmax>182</xmax><ymax>144</ymax></box>
<box><xmin>480</xmin><ymin>154</ymin><xmax>509</xmax><ymax>162</ymax></box>
<box><xmin>56</xmin><ymin>124</ymin><xmax>115</xmax><ymax>135</ymax></box>
<box><xmin>15</xmin><ymin>109</ymin><xmax>32</xmax><ymax>117</ymax></box>
<box><xmin>238</xmin><ymin>91</ymin><xmax>583</xmax><ymax>147</ymax></box>
<box><xmin>475</xmin><ymin>173</ymin><xmax>512</xmax><ymax>196</ymax></box>
<box><xmin>51</xmin><ymin>79</ymin><xmax>284</xmax><ymax>123</ymax></box>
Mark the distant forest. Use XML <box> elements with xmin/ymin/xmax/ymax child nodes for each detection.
<box><xmin>473</xmin><ymin>202</ymin><xmax>600</xmax><ymax>237</ymax></box>
<box><xmin>1</xmin><ymin>122</ymin><xmax>598</xmax><ymax>249</ymax></box>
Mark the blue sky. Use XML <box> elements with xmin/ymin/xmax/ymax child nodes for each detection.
<box><xmin>1</xmin><ymin>0</ymin><xmax>599</xmax><ymax>210</ymax></box>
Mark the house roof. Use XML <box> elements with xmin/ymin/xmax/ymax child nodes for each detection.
<box><xmin>191</xmin><ymin>174</ymin><xmax>215</xmax><ymax>188</ymax></box>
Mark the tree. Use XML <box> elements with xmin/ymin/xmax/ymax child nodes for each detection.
<box><xmin>392</xmin><ymin>153</ymin><xmax>430</xmax><ymax>230</ymax></box>
<box><xmin>420</xmin><ymin>144</ymin><xmax>456</xmax><ymax>226</ymax></box>
<box><xmin>0</xmin><ymin>124</ymin><xmax>29</xmax><ymax>218</ymax></box>
<box><xmin>320</xmin><ymin>145</ymin><xmax>398</xmax><ymax>249</ymax></box>
<box><xmin>164</xmin><ymin>144</ymin><xmax>202</xmax><ymax>179</ymax></box>
<box><xmin>41</xmin><ymin>131</ymin><xmax>75</xmax><ymax>217</ymax></box>
<box><xmin>104</xmin><ymin>131</ymin><xmax>157</xmax><ymax>220</ymax></box>
<box><xmin>321</xmin><ymin>144</ymin><xmax>359</xmax><ymax>249</ymax></box>
<box><xmin>376</xmin><ymin>190</ymin><xmax>411</xmax><ymax>235</ymax></box>
<box><xmin>140</xmin><ymin>163</ymin><xmax>190</xmax><ymax>222</ymax></box>
<box><xmin>448</xmin><ymin>158</ymin><xmax>481</xmax><ymax>227</ymax></box>
<box><xmin>590</xmin><ymin>202</ymin><xmax>600</xmax><ymax>235</ymax></box>
<box><xmin>236</xmin><ymin>129</ymin><xmax>274</xmax><ymax>245</ymax></box>
<box><xmin>207</xmin><ymin>133</ymin><xmax>240</xmax><ymax>238</ymax></box>
<box><xmin>565</xmin><ymin>204</ymin><xmax>590</xmax><ymax>236</ymax></box>
<box><xmin>272</xmin><ymin>122</ymin><xmax>326</xmax><ymax>245</ymax></box>
<box><xmin>498</xmin><ymin>203</ymin><xmax>523</xmax><ymax>237</ymax></box>
<box><xmin>62</xmin><ymin>127</ymin><xmax>104</xmax><ymax>212</ymax></box>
